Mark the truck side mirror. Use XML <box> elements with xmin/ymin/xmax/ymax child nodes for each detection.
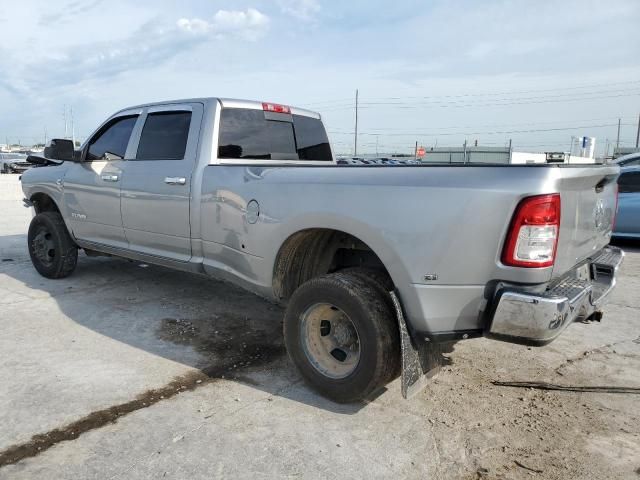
<box><xmin>44</xmin><ymin>139</ymin><xmax>76</xmax><ymax>162</ymax></box>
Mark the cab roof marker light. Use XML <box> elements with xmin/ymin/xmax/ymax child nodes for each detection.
<box><xmin>262</xmin><ymin>102</ymin><xmax>290</xmax><ymax>114</ymax></box>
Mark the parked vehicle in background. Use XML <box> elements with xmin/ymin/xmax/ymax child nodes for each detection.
<box><xmin>0</xmin><ymin>153</ymin><xmax>31</xmax><ymax>174</ymax></box>
<box><xmin>614</xmin><ymin>152</ymin><xmax>640</xmax><ymax>167</ymax></box>
<box><xmin>20</xmin><ymin>97</ymin><xmax>623</xmax><ymax>402</ymax></box>
<box><xmin>336</xmin><ymin>157</ymin><xmax>420</xmax><ymax>165</ymax></box>
<box><xmin>613</xmin><ymin>166</ymin><xmax>640</xmax><ymax>239</ymax></box>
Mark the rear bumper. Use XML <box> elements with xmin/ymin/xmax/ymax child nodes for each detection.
<box><xmin>485</xmin><ymin>246</ymin><xmax>624</xmax><ymax>346</ymax></box>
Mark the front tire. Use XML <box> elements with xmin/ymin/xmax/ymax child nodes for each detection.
<box><xmin>28</xmin><ymin>212</ymin><xmax>78</xmax><ymax>279</ymax></box>
<box><xmin>284</xmin><ymin>271</ymin><xmax>400</xmax><ymax>403</ymax></box>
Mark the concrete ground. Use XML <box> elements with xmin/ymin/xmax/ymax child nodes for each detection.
<box><xmin>0</xmin><ymin>173</ymin><xmax>639</xmax><ymax>479</ymax></box>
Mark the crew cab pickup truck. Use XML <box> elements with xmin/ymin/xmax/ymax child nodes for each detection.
<box><xmin>20</xmin><ymin>97</ymin><xmax>623</xmax><ymax>402</ymax></box>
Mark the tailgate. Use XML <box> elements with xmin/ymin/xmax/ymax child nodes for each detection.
<box><xmin>552</xmin><ymin>165</ymin><xmax>620</xmax><ymax>279</ymax></box>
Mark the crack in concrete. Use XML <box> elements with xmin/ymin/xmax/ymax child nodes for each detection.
<box><xmin>0</xmin><ymin>345</ymin><xmax>285</xmax><ymax>469</ymax></box>
<box><xmin>109</xmin><ymin>378</ymin><xmax>307</xmax><ymax>480</ymax></box>
<box><xmin>0</xmin><ymin>370</ymin><xmax>211</xmax><ymax>468</ymax></box>
<box><xmin>555</xmin><ymin>337</ymin><xmax>639</xmax><ymax>375</ymax></box>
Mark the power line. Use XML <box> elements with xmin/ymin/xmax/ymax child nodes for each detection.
<box><xmin>358</xmin><ymin>87</ymin><xmax>640</xmax><ymax>106</ymax></box>
<box><xmin>340</xmin><ymin>115</ymin><xmax>638</xmax><ymax>132</ymax></box>
<box><xmin>320</xmin><ymin>91</ymin><xmax>640</xmax><ymax>112</ymax></box>
<box><xmin>327</xmin><ymin>123</ymin><xmax>631</xmax><ymax>137</ymax></box>
<box><xmin>303</xmin><ymin>80</ymin><xmax>640</xmax><ymax>109</ymax></box>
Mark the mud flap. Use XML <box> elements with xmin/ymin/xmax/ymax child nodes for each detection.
<box><xmin>390</xmin><ymin>291</ymin><xmax>443</xmax><ymax>399</ymax></box>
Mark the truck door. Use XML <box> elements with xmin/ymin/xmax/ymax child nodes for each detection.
<box><xmin>120</xmin><ymin>103</ymin><xmax>203</xmax><ymax>262</ymax></box>
<box><xmin>63</xmin><ymin>111</ymin><xmax>141</xmax><ymax>249</ymax></box>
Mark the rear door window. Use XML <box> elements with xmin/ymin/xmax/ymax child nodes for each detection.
<box><xmin>293</xmin><ymin>114</ymin><xmax>332</xmax><ymax>160</ymax></box>
<box><xmin>218</xmin><ymin>108</ymin><xmax>332</xmax><ymax>161</ymax></box>
<box><xmin>87</xmin><ymin>115</ymin><xmax>138</xmax><ymax>160</ymax></box>
<box><xmin>136</xmin><ymin>111</ymin><xmax>192</xmax><ymax>160</ymax></box>
<box><xmin>618</xmin><ymin>171</ymin><xmax>640</xmax><ymax>193</ymax></box>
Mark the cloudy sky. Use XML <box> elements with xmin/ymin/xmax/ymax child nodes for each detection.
<box><xmin>1</xmin><ymin>0</ymin><xmax>639</xmax><ymax>155</ymax></box>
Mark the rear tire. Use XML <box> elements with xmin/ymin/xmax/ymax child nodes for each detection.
<box><xmin>284</xmin><ymin>271</ymin><xmax>400</xmax><ymax>403</ymax></box>
<box><xmin>28</xmin><ymin>212</ymin><xmax>78</xmax><ymax>279</ymax></box>
<box><xmin>340</xmin><ymin>267</ymin><xmax>394</xmax><ymax>310</ymax></box>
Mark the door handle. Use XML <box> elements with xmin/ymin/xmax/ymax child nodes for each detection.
<box><xmin>164</xmin><ymin>177</ymin><xmax>186</xmax><ymax>185</ymax></box>
<box><xmin>101</xmin><ymin>174</ymin><xmax>119</xmax><ymax>182</ymax></box>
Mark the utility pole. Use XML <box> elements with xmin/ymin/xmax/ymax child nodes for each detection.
<box><xmin>71</xmin><ymin>107</ymin><xmax>75</xmax><ymax>147</ymax></box>
<box><xmin>353</xmin><ymin>89</ymin><xmax>358</xmax><ymax>156</ymax></box>
<box><xmin>635</xmin><ymin>113</ymin><xmax>639</xmax><ymax>148</ymax></box>
<box><xmin>615</xmin><ymin>118</ymin><xmax>621</xmax><ymax>151</ymax></box>
<box><xmin>63</xmin><ymin>105</ymin><xmax>68</xmax><ymax>139</ymax></box>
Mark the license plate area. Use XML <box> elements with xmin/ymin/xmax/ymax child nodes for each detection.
<box><xmin>576</xmin><ymin>263</ymin><xmax>591</xmax><ymax>281</ymax></box>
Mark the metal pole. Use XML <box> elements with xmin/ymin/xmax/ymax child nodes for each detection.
<box><xmin>635</xmin><ymin>113</ymin><xmax>639</xmax><ymax>148</ymax></box>
<box><xmin>567</xmin><ymin>136</ymin><xmax>574</xmax><ymax>164</ymax></box>
<box><xmin>354</xmin><ymin>89</ymin><xmax>358</xmax><ymax>156</ymax></box>
<box><xmin>71</xmin><ymin>107</ymin><xmax>75</xmax><ymax>147</ymax></box>
<box><xmin>615</xmin><ymin>118</ymin><xmax>621</xmax><ymax>151</ymax></box>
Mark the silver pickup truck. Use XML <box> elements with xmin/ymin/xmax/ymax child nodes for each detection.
<box><xmin>20</xmin><ymin>97</ymin><xmax>623</xmax><ymax>402</ymax></box>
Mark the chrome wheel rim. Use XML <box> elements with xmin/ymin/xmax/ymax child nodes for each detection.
<box><xmin>300</xmin><ymin>303</ymin><xmax>360</xmax><ymax>379</ymax></box>
<box><xmin>32</xmin><ymin>227</ymin><xmax>56</xmax><ymax>267</ymax></box>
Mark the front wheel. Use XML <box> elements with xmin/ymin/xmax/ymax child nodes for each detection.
<box><xmin>283</xmin><ymin>271</ymin><xmax>400</xmax><ymax>403</ymax></box>
<box><xmin>27</xmin><ymin>212</ymin><xmax>78</xmax><ymax>279</ymax></box>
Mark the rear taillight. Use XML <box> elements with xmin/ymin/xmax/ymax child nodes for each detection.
<box><xmin>502</xmin><ymin>194</ymin><xmax>561</xmax><ymax>268</ymax></box>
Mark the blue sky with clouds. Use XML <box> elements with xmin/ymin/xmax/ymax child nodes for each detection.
<box><xmin>1</xmin><ymin>0</ymin><xmax>639</xmax><ymax>154</ymax></box>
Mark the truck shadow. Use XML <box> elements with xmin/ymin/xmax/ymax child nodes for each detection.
<box><xmin>6</xmin><ymin>233</ymin><xmax>635</xmax><ymax>415</ymax></box>
<box><xmin>0</xmin><ymin>235</ymin><xmax>415</xmax><ymax>414</ymax></box>
<box><xmin>610</xmin><ymin>237</ymin><xmax>640</xmax><ymax>253</ymax></box>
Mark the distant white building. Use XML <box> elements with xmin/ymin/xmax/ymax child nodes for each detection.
<box><xmin>569</xmin><ymin>137</ymin><xmax>596</xmax><ymax>159</ymax></box>
<box><xmin>421</xmin><ymin>146</ymin><xmax>596</xmax><ymax>164</ymax></box>
<box><xmin>510</xmin><ymin>151</ymin><xmax>595</xmax><ymax>164</ymax></box>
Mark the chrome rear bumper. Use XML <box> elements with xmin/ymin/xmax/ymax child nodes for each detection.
<box><xmin>486</xmin><ymin>246</ymin><xmax>624</xmax><ymax>346</ymax></box>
